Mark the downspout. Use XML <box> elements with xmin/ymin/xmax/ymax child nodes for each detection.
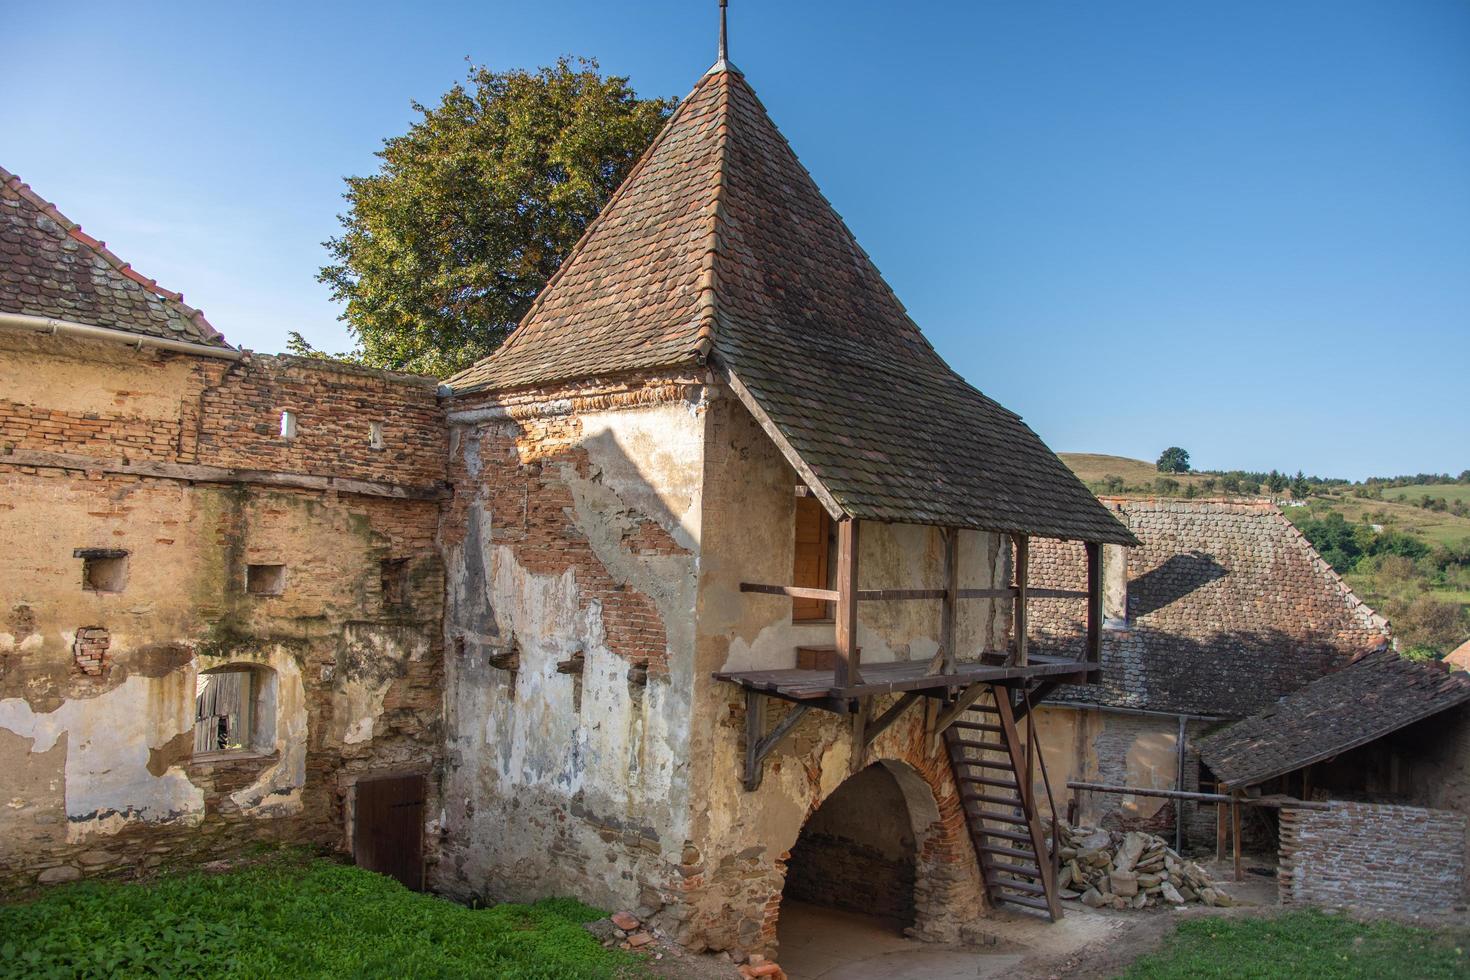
<box><xmin>0</xmin><ymin>312</ymin><xmax>245</xmax><ymax>361</ymax></box>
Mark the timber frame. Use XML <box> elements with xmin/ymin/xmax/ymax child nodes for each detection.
<box><xmin>717</xmin><ymin>519</ymin><xmax>1108</xmax><ymax>791</ymax></box>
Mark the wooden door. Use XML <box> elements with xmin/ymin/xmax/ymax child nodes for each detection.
<box><xmin>353</xmin><ymin>774</ymin><xmax>425</xmax><ymax>890</ymax></box>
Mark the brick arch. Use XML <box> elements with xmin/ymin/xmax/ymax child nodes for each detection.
<box><xmin>762</xmin><ymin>716</ymin><xmax>985</xmax><ymax>950</ymax></box>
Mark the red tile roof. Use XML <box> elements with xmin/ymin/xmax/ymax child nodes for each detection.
<box><xmin>0</xmin><ymin>165</ymin><xmax>231</xmax><ymax>348</ymax></box>
<box><xmin>447</xmin><ymin>66</ymin><xmax>1133</xmax><ymax>544</ymax></box>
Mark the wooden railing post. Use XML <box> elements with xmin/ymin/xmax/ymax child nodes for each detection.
<box><xmin>834</xmin><ymin>518</ymin><xmax>861</xmax><ymax>688</ymax></box>
<box><xmin>1085</xmin><ymin>541</ymin><xmax>1103</xmax><ymax>682</ymax></box>
<box><xmin>1013</xmin><ymin>533</ymin><xmax>1029</xmax><ymax>667</ymax></box>
<box><xmin>940</xmin><ymin>528</ymin><xmax>958</xmax><ymax>676</ymax></box>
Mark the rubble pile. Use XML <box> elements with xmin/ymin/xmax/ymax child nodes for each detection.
<box><xmin>1052</xmin><ymin>824</ymin><xmax>1236</xmax><ymax>910</ymax></box>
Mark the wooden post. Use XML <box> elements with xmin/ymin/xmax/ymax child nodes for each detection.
<box><xmin>1216</xmin><ymin>801</ymin><xmax>1226</xmax><ymax>862</ymax></box>
<box><xmin>1012</xmin><ymin>533</ymin><xmax>1029</xmax><ymax>666</ymax></box>
<box><xmin>1231</xmin><ymin>796</ymin><xmax>1243</xmax><ymax>882</ymax></box>
<box><xmin>1174</xmin><ymin>714</ymin><xmax>1187</xmax><ymax>854</ymax></box>
<box><xmin>940</xmin><ymin>528</ymin><xmax>958</xmax><ymax>676</ymax></box>
<box><xmin>1084</xmin><ymin>542</ymin><xmax>1103</xmax><ymax>681</ymax></box>
<box><xmin>834</xmin><ymin>518</ymin><xmax>861</xmax><ymax>688</ymax></box>
<box><xmin>744</xmin><ymin>690</ymin><xmax>767</xmax><ymax>792</ymax></box>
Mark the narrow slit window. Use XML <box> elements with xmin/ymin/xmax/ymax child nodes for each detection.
<box><xmin>792</xmin><ymin>494</ymin><xmax>834</xmax><ymax>621</ymax></box>
<box><xmin>280</xmin><ymin>411</ymin><xmax>298</xmax><ymax>439</ymax></box>
<box><xmin>246</xmin><ymin>563</ymin><xmax>286</xmax><ymax>596</ymax></box>
<box><xmin>75</xmin><ymin>548</ymin><xmax>128</xmax><ymax>593</ymax></box>
<box><xmin>369</xmin><ymin>421</ymin><xmax>385</xmax><ymax>449</ymax></box>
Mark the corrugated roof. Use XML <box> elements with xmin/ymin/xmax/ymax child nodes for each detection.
<box><xmin>1197</xmin><ymin>648</ymin><xmax>1470</xmax><ymax>788</ymax></box>
<box><xmin>0</xmin><ymin>165</ymin><xmax>231</xmax><ymax>348</ymax></box>
<box><xmin>447</xmin><ymin>65</ymin><xmax>1133</xmax><ymax>544</ymax></box>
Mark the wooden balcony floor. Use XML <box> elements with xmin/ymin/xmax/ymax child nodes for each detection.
<box><xmin>713</xmin><ymin>653</ymin><xmax>1088</xmax><ymax>702</ymax></box>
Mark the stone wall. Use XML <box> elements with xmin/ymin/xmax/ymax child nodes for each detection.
<box><xmin>1279</xmin><ymin>802</ymin><xmax>1467</xmax><ymax>914</ymax></box>
<box><xmin>0</xmin><ymin>332</ymin><xmax>445</xmax><ymax>891</ymax></box>
<box><xmin>434</xmin><ymin>372</ymin><xmax>706</xmax><ymax>924</ymax></box>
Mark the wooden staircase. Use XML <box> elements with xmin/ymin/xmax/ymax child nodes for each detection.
<box><xmin>943</xmin><ymin>683</ymin><xmax>1063</xmax><ymax>920</ymax></box>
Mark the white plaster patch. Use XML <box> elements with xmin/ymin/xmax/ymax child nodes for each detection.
<box><xmin>0</xmin><ymin>673</ymin><xmax>204</xmax><ymax>838</ymax></box>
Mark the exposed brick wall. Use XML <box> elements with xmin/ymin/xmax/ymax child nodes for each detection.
<box><xmin>1279</xmin><ymin>802</ymin><xmax>1467</xmax><ymax>913</ymax></box>
<box><xmin>197</xmin><ymin>356</ymin><xmax>445</xmax><ymax>487</ymax></box>
<box><xmin>0</xmin><ymin>335</ymin><xmax>446</xmax><ymax>893</ymax></box>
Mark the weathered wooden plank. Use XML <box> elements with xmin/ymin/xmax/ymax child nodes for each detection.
<box><xmin>957</xmin><ymin>587</ymin><xmax>1017</xmax><ymax>600</ymax></box>
<box><xmin>941</xmin><ymin>528</ymin><xmax>958</xmax><ymax>676</ymax></box>
<box><xmin>856</xmin><ymin>588</ymin><xmax>948</xmax><ymax>601</ymax></box>
<box><xmin>739</xmin><ymin>583</ymin><xmax>840</xmax><ymax>601</ymax></box>
<box><xmin>1086</xmin><ymin>542</ymin><xmax>1103</xmax><ymax>681</ymax></box>
<box><xmin>864</xmin><ymin>692</ymin><xmax>922</xmax><ymax>747</ymax></box>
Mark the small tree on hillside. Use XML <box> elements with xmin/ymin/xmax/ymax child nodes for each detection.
<box><xmin>1291</xmin><ymin>471</ymin><xmax>1312</xmax><ymax>499</ymax></box>
<box><xmin>1266</xmin><ymin>470</ymin><xmax>1288</xmax><ymax>494</ymax></box>
<box><xmin>1157</xmin><ymin>447</ymin><xmax>1191</xmax><ymax>473</ymax></box>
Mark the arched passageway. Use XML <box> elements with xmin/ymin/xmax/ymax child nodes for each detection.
<box><xmin>781</xmin><ymin>762</ymin><xmax>920</xmax><ymax>931</ymax></box>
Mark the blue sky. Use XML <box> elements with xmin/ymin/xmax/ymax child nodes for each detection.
<box><xmin>6</xmin><ymin>1</ymin><xmax>1467</xmax><ymax>480</ymax></box>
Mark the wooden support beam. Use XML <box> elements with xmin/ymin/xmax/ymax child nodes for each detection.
<box><xmin>857</xmin><ymin>588</ymin><xmax>948</xmax><ymax>601</ymax></box>
<box><xmin>1085</xmin><ymin>542</ymin><xmax>1103</xmax><ymax>682</ymax></box>
<box><xmin>1012</xmin><ymin>533</ymin><xmax>1029</xmax><ymax>667</ymax></box>
<box><xmin>1232</xmin><ymin>796</ymin><xmax>1243</xmax><ymax>882</ymax></box>
<box><xmin>931</xmin><ymin>681</ymin><xmax>993</xmax><ymax>736</ymax></box>
<box><xmin>834</xmin><ymin>518</ymin><xmax>861</xmax><ymax>688</ymax></box>
<box><xmin>865</xmin><ymin>692</ymin><xmax>922</xmax><ymax>747</ymax></box>
<box><xmin>742</xmin><ymin>691</ymin><xmax>812</xmax><ymax>791</ymax></box>
<box><xmin>956</xmin><ymin>587</ymin><xmax>1015</xmax><ymax>600</ymax></box>
<box><xmin>941</xmin><ymin>528</ymin><xmax>958</xmax><ymax>676</ymax></box>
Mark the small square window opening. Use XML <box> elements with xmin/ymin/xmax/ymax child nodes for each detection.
<box><xmin>75</xmin><ymin>549</ymin><xmax>128</xmax><ymax>593</ymax></box>
<box><xmin>246</xmin><ymin>563</ymin><xmax>286</xmax><ymax>596</ymax></box>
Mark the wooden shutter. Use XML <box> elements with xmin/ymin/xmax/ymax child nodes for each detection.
<box><xmin>792</xmin><ymin>495</ymin><xmax>831</xmax><ymax>621</ymax></box>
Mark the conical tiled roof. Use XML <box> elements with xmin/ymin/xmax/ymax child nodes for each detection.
<box><xmin>447</xmin><ymin>65</ymin><xmax>1133</xmax><ymax>545</ymax></box>
<box><xmin>0</xmin><ymin>166</ymin><xmax>230</xmax><ymax>348</ymax></box>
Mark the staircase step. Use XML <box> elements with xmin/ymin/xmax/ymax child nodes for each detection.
<box><xmin>989</xmin><ymin>860</ymin><xmax>1043</xmax><ymax>879</ymax></box>
<box><xmin>952</xmin><ymin>757</ymin><xmax>1016</xmax><ymax>771</ymax></box>
<box><xmin>951</xmin><ymin>739</ymin><xmax>1009</xmax><ymax>753</ymax></box>
<box><xmin>972</xmin><ymin>826</ymin><xmax>1034</xmax><ymax>844</ymax></box>
<box><xmin>996</xmin><ymin>892</ymin><xmax>1051</xmax><ymax>912</ymax></box>
<box><xmin>979</xmin><ymin>843</ymin><xmax>1038</xmax><ymax>861</ymax></box>
<box><xmin>989</xmin><ymin>876</ymin><xmax>1046</xmax><ymax>896</ymax></box>
<box><xmin>961</xmin><ymin>775</ymin><xmax>1020</xmax><ymax>790</ymax></box>
<box><xmin>951</xmin><ymin>721</ymin><xmax>1004</xmax><ymax>734</ymax></box>
<box><xmin>964</xmin><ymin>806</ymin><xmax>1028</xmax><ymax>826</ymax></box>
<box><xmin>961</xmin><ymin>703</ymin><xmax>1000</xmax><ymax>714</ymax></box>
<box><xmin>961</xmin><ymin>790</ymin><xmax>1023</xmax><ymax>808</ymax></box>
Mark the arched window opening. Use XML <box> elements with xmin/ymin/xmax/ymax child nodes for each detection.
<box><xmin>194</xmin><ymin>665</ymin><xmax>275</xmax><ymax>756</ymax></box>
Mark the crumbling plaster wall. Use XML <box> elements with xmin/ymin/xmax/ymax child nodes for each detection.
<box><xmin>681</xmin><ymin>390</ymin><xmax>1000</xmax><ymax>954</ymax></box>
<box><xmin>436</xmin><ymin>374</ymin><xmax>707</xmax><ymax>922</ymax></box>
<box><xmin>0</xmin><ymin>334</ymin><xmax>444</xmax><ymax>890</ymax></box>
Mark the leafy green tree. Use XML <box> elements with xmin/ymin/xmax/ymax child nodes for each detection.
<box><xmin>1103</xmin><ymin>475</ymin><xmax>1125</xmax><ymax>494</ymax></box>
<box><xmin>1154</xmin><ymin>476</ymin><xmax>1181</xmax><ymax>495</ymax></box>
<box><xmin>1156</xmin><ymin>447</ymin><xmax>1191</xmax><ymax>473</ymax></box>
<box><xmin>1266</xmin><ymin>470</ymin><xmax>1288</xmax><ymax>494</ymax></box>
<box><xmin>1295</xmin><ymin>511</ymin><xmax>1369</xmax><ymax>571</ymax></box>
<box><xmin>313</xmin><ymin>58</ymin><xmax>674</xmax><ymax>376</ymax></box>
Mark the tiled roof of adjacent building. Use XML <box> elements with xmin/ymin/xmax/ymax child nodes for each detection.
<box><xmin>1197</xmin><ymin>648</ymin><xmax>1470</xmax><ymax>789</ymax></box>
<box><xmin>1027</xmin><ymin>499</ymin><xmax>1391</xmax><ymax>717</ymax></box>
<box><xmin>445</xmin><ymin>65</ymin><xmax>1134</xmax><ymax>545</ymax></box>
<box><xmin>0</xmin><ymin>165</ymin><xmax>231</xmax><ymax>349</ymax></box>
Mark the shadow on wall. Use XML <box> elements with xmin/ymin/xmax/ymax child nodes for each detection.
<box><xmin>1128</xmin><ymin>551</ymin><xmax>1229</xmax><ymax>620</ymax></box>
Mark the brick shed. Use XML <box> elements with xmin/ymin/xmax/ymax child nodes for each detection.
<box><xmin>1198</xmin><ymin>650</ymin><xmax>1470</xmax><ymax>911</ymax></box>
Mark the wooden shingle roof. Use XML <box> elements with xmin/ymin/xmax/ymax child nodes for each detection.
<box><xmin>446</xmin><ymin>65</ymin><xmax>1133</xmax><ymax>544</ymax></box>
<box><xmin>1197</xmin><ymin>649</ymin><xmax>1470</xmax><ymax>789</ymax></box>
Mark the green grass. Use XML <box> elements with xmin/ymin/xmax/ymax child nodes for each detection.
<box><xmin>0</xmin><ymin>852</ymin><xmax>638</xmax><ymax>979</ymax></box>
<box><xmin>1384</xmin><ymin>485</ymin><xmax>1470</xmax><ymax>507</ymax></box>
<box><xmin>1122</xmin><ymin>910</ymin><xmax>1470</xmax><ymax>979</ymax></box>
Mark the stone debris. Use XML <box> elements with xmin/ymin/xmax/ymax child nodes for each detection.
<box><xmin>1051</xmin><ymin>823</ymin><xmax>1236</xmax><ymax>910</ymax></box>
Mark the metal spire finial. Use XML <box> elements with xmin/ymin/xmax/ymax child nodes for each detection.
<box><xmin>718</xmin><ymin>0</ymin><xmax>728</xmax><ymax>64</ymax></box>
